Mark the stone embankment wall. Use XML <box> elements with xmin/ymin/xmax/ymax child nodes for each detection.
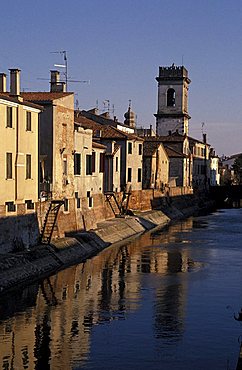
<box><xmin>0</xmin><ymin>186</ymin><xmax>193</xmax><ymax>253</ymax></box>
<box><xmin>0</xmin><ymin>192</ymin><xmax>214</xmax><ymax>296</ymax></box>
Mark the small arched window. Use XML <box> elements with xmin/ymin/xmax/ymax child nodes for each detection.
<box><xmin>167</xmin><ymin>88</ymin><xmax>176</xmax><ymax>107</ymax></box>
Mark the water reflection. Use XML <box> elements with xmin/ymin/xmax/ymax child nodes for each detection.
<box><xmin>154</xmin><ymin>284</ymin><xmax>184</xmax><ymax>342</ymax></box>
<box><xmin>0</xmin><ymin>216</ymin><xmax>204</xmax><ymax>369</ymax></box>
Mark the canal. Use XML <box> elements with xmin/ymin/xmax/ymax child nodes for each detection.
<box><xmin>1</xmin><ymin>209</ymin><xmax>242</xmax><ymax>369</ymax></box>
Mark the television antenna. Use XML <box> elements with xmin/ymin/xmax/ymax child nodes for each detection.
<box><xmin>37</xmin><ymin>50</ymin><xmax>90</xmax><ymax>91</ymax></box>
<box><xmin>51</xmin><ymin>50</ymin><xmax>68</xmax><ymax>88</ymax></box>
<box><xmin>201</xmin><ymin>122</ymin><xmax>205</xmax><ymax>134</ymax></box>
<box><xmin>102</xmin><ymin>100</ymin><xmax>115</xmax><ymax>117</ymax></box>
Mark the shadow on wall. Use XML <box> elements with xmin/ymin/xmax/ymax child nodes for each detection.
<box><xmin>0</xmin><ymin>213</ymin><xmax>40</xmax><ymax>253</ymax></box>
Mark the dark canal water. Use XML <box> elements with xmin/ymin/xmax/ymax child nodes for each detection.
<box><xmin>1</xmin><ymin>209</ymin><xmax>242</xmax><ymax>370</ymax></box>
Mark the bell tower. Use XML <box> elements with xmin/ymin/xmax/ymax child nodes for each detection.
<box><xmin>155</xmin><ymin>64</ymin><xmax>191</xmax><ymax>136</ymax></box>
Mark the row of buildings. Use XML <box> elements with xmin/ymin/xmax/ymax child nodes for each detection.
<box><xmin>0</xmin><ymin>65</ymin><xmax>219</xmax><ymax>250</ymax></box>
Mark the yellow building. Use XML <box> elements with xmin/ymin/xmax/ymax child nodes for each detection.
<box><xmin>0</xmin><ymin>69</ymin><xmax>42</xmax><ymax>251</ymax></box>
<box><xmin>0</xmin><ymin>70</ymin><xmax>41</xmax><ymax>211</ymax></box>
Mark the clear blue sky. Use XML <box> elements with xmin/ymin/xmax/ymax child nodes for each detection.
<box><xmin>1</xmin><ymin>0</ymin><xmax>242</xmax><ymax>156</ymax></box>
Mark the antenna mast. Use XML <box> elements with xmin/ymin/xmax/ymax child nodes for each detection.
<box><xmin>51</xmin><ymin>50</ymin><xmax>68</xmax><ymax>90</ymax></box>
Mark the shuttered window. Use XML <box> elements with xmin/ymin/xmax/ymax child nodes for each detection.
<box><xmin>7</xmin><ymin>107</ymin><xmax>13</xmax><ymax>128</ymax></box>
<box><xmin>86</xmin><ymin>155</ymin><xmax>92</xmax><ymax>175</ymax></box>
<box><xmin>99</xmin><ymin>153</ymin><xmax>105</xmax><ymax>173</ymax></box>
<box><xmin>74</xmin><ymin>153</ymin><xmax>81</xmax><ymax>175</ymax></box>
<box><xmin>26</xmin><ymin>154</ymin><xmax>31</xmax><ymax>179</ymax></box>
<box><xmin>26</xmin><ymin>111</ymin><xmax>31</xmax><ymax>131</ymax></box>
<box><xmin>6</xmin><ymin>153</ymin><xmax>12</xmax><ymax>179</ymax></box>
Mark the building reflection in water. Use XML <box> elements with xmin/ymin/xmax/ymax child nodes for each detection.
<box><xmin>0</xmin><ymin>217</ymin><xmax>199</xmax><ymax>369</ymax></box>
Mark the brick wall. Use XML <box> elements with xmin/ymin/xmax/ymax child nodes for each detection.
<box><xmin>0</xmin><ymin>186</ymin><xmax>194</xmax><ymax>253</ymax></box>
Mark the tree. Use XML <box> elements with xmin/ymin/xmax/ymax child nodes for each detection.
<box><xmin>232</xmin><ymin>154</ymin><xmax>242</xmax><ymax>184</ymax></box>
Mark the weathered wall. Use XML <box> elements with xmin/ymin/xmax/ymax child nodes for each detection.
<box><xmin>126</xmin><ymin>139</ymin><xmax>143</xmax><ymax>191</ymax></box>
<box><xmin>52</xmin><ymin>95</ymin><xmax>75</xmax><ymax>199</ymax></box>
<box><xmin>0</xmin><ymin>205</ymin><xmax>39</xmax><ymax>253</ymax></box>
<box><xmin>0</xmin><ymin>99</ymin><xmax>39</xmax><ymax>206</ymax></box>
<box><xmin>74</xmin><ymin>127</ymin><xmax>104</xmax><ymax>197</ymax></box>
<box><xmin>0</xmin><ymin>187</ymin><xmax>194</xmax><ymax>253</ymax></box>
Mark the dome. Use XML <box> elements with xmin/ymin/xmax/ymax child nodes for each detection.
<box><xmin>124</xmin><ymin>106</ymin><xmax>136</xmax><ymax>128</ymax></box>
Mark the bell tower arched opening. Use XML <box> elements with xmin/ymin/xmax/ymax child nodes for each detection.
<box><xmin>167</xmin><ymin>88</ymin><xmax>176</xmax><ymax>107</ymax></box>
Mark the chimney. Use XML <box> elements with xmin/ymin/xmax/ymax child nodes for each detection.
<box><xmin>150</xmin><ymin>124</ymin><xmax>152</xmax><ymax>136</ymax></box>
<box><xmin>87</xmin><ymin>108</ymin><xmax>99</xmax><ymax>115</ymax></box>
<box><xmin>9</xmin><ymin>69</ymin><xmax>21</xmax><ymax>96</ymax></box>
<box><xmin>168</xmin><ymin>130</ymin><xmax>172</xmax><ymax>136</ymax></box>
<box><xmin>0</xmin><ymin>73</ymin><xmax>7</xmax><ymax>93</ymax></box>
<box><xmin>100</xmin><ymin>112</ymin><xmax>110</xmax><ymax>118</ymax></box>
<box><xmin>50</xmin><ymin>70</ymin><xmax>66</xmax><ymax>92</ymax></box>
<box><xmin>203</xmin><ymin>133</ymin><xmax>207</xmax><ymax>144</ymax></box>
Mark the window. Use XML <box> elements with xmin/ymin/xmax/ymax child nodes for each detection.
<box><xmin>74</xmin><ymin>153</ymin><xmax>81</xmax><ymax>175</ymax></box>
<box><xmin>99</xmin><ymin>152</ymin><xmax>105</xmax><ymax>173</ymax></box>
<box><xmin>75</xmin><ymin>192</ymin><xmax>80</xmax><ymax>208</ymax></box>
<box><xmin>64</xmin><ymin>198</ymin><xmax>69</xmax><ymax>212</ymax></box>
<box><xmin>138</xmin><ymin>168</ymin><xmax>142</xmax><ymax>182</ymax></box>
<box><xmin>116</xmin><ymin>156</ymin><xmax>118</xmax><ymax>172</ymax></box>
<box><xmin>86</xmin><ymin>154</ymin><xmax>92</xmax><ymax>175</ymax></box>
<box><xmin>128</xmin><ymin>142</ymin><xmax>132</xmax><ymax>154</ymax></box>
<box><xmin>139</xmin><ymin>144</ymin><xmax>142</xmax><ymax>155</ymax></box>
<box><xmin>26</xmin><ymin>111</ymin><xmax>31</xmax><ymax>131</ymax></box>
<box><xmin>25</xmin><ymin>200</ymin><xmax>34</xmax><ymax>210</ymax></box>
<box><xmin>5</xmin><ymin>201</ymin><xmax>16</xmax><ymax>212</ymax></box>
<box><xmin>26</xmin><ymin>154</ymin><xmax>31</xmax><ymax>179</ymax></box>
<box><xmin>6</xmin><ymin>153</ymin><xmax>12</xmax><ymax>179</ymax></box>
<box><xmin>92</xmin><ymin>152</ymin><xmax>96</xmax><ymax>173</ymax></box>
<box><xmin>167</xmin><ymin>88</ymin><xmax>176</xmax><ymax>107</ymax></box>
<box><xmin>7</xmin><ymin>106</ymin><xmax>13</xmax><ymax>128</ymax></box>
<box><xmin>63</xmin><ymin>156</ymin><xmax>67</xmax><ymax>175</ymax></box>
<box><xmin>87</xmin><ymin>191</ymin><xmax>93</xmax><ymax>208</ymax></box>
<box><xmin>128</xmin><ymin>168</ymin><xmax>132</xmax><ymax>182</ymax></box>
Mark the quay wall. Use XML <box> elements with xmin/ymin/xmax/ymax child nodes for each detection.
<box><xmin>0</xmin><ymin>187</ymin><xmax>193</xmax><ymax>253</ymax></box>
<box><xmin>0</xmin><ymin>192</ymin><xmax>214</xmax><ymax>296</ymax></box>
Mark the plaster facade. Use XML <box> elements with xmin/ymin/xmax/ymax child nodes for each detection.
<box><xmin>142</xmin><ymin>141</ymin><xmax>169</xmax><ymax>189</ymax></box>
<box><xmin>0</xmin><ymin>95</ymin><xmax>41</xmax><ymax>212</ymax></box>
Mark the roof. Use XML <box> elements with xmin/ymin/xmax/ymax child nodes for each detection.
<box><xmin>21</xmin><ymin>91</ymin><xmax>73</xmax><ymax>103</ymax></box>
<box><xmin>81</xmin><ymin>109</ymin><xmax>133</xmax><ymax>130</ymax></box>
<box><xmin>143</xmin><ymin>141</ymin><xmax>161</xmax><ymax>156</ymax></box>
<box><xmin>75</xmin><ymin>113</ymin><xmax>143</xmax><ymax>141</ymax></box>
<box><xmin>164</xmin><ymin>145</ymin><xmax>186</xmax><ymax>158</ymax></box>
<box><xmin>222</xmin><ymin>153</ymin><xmax>242</xmax><ymax>161</ymax></box>
<box><xmin>0</xmin><ymin>93</ymin><xmax>43</xmax><ymax>110</ymax></box>
<box><xmin>92</xmin><ymin>141</ymin><xmax>106</xmax><ymax>150</ymax></box>
<box><xmin>113</xmin><ymin>143</ymin><xmax>120</xmax><ymax>155</ymax></box>
<box><xmin>144</xmin><ymin>133</ymin><xmax>187</xmax><ymax>143</ymax></box>
<box><xmin>188</xmin><ymin>135</ymin><xmax>210</xmax><ymax>146</ymax></box>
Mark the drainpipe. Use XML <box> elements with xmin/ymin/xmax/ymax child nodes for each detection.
<box><xmin>15</xmin><ymin>106</ymin><xmax>19</xmax><ymax>201</ymax></box>
<box><xmin>155</xmin><ymin>148</ymin><xmax>159</xmax><ymax>189</ymax></box>
<box><xmin>203</xmin><ymin>133</ymin><xmax>207</xmax><ymax>190</ymax></box>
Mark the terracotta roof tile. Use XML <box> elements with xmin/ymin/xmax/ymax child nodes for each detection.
<box><xmin>0</xmin><ymin>93</ymin><xmax>43</xmax><ymax>110</ymax></box>
<box><xmin>75</xmin><ymin>113</ymin><xmax>143</xmax><ymax>141</ymax></box>
<box><xmin>143</xmin><ymin>141</ymin><xmax>161</xmax><ymax>156</ymax></box>
<box><xmin>164</xmin><ymin>145</ymin><xmax>186</xmax><ymax>158</ymax></box>
<box><xmin>92</xmin><ymin>141</ymin><xmax>106</xmax><ymax>149</ymax></box>
<box><xmin>21</xmin><ymin>92</ymin><xmax>73</xmax><ymax>102</ymax></box>
<box><xmin>144</xmin><ymin>134</ymin><xmax>186</xmax><ymax>143</ymax></box>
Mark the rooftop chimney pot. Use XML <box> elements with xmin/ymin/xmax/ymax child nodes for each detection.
<box><xmin>0</xmin><ymin>73</ymin><xmax>7</xmax><ymax>93</ymax></box>
<box><xmin>9</xmin><ymin>69</ymin><xmax>21</xmax><ymax>96</ymax></box>
<box><xmin>50</xmin><ymin>70</ymin><xmax>66</xmax><ymax>92</ymax></box>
